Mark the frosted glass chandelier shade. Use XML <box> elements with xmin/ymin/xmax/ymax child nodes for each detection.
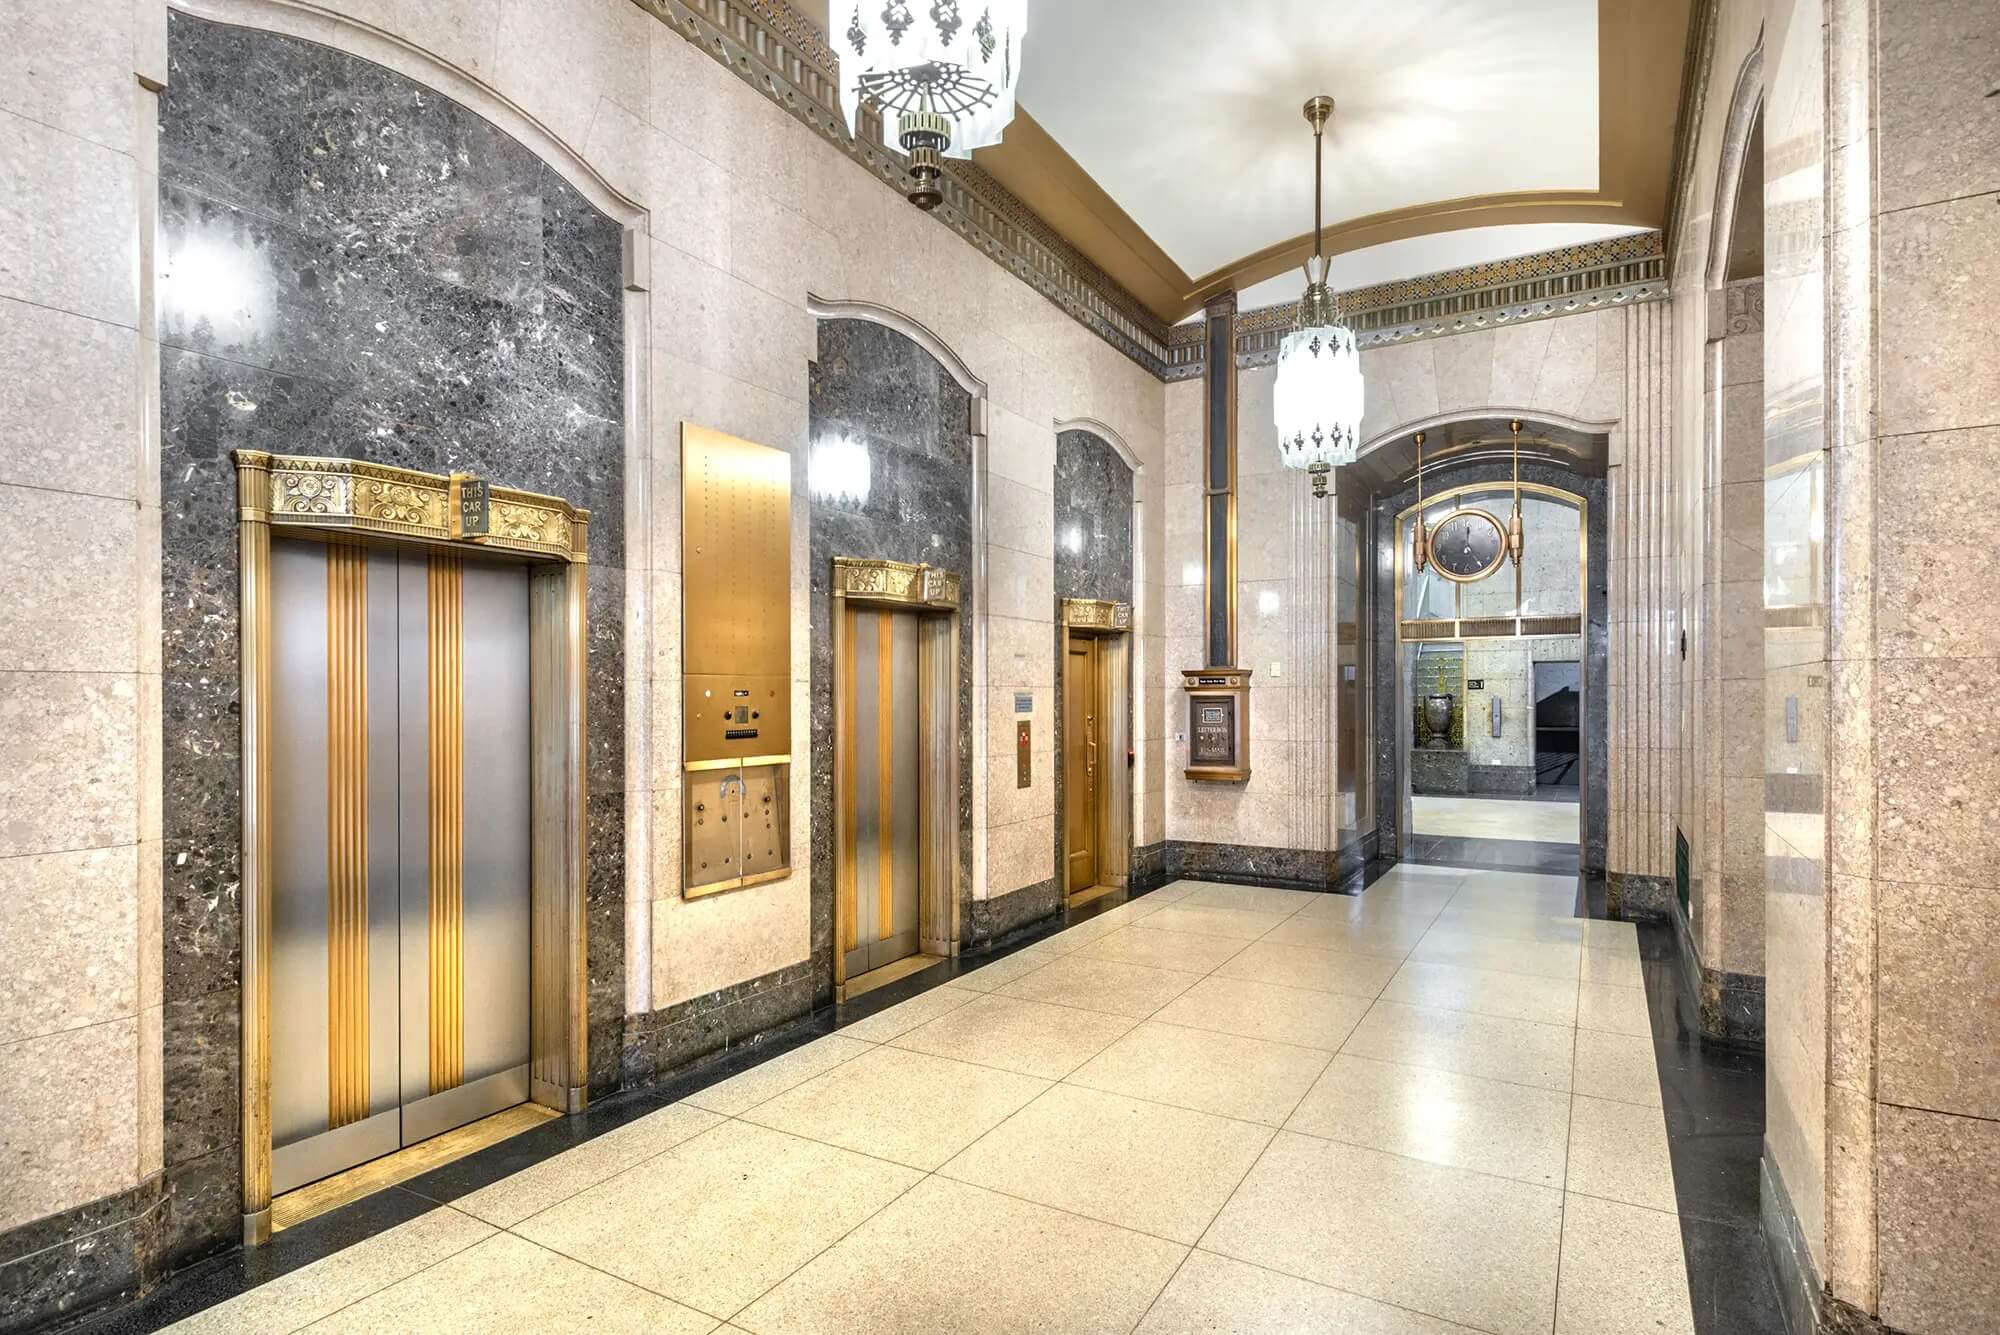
<box><xmin>833</xmin><ymin>1</ymin><xmax>1027</xmax><ymax>158</ymax></box>
<box><xmin>1274</xmin><ymin>320</ymin><xmax>1365</xmax><ymax>476</ymax></box>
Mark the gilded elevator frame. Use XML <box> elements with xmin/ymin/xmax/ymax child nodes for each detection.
<box><xmin>232</xmin><ymin>451</ymin><xmax>592</xmax><ymax>1246</ymax></box>
<box><xmin>829</xmin><ymin>557</ymin><xmax>963</xmax><ymax>999</ymax></box>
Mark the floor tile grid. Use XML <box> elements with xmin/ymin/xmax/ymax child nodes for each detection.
<box><xmin>734</xmin><ymin>874</ymin><xmax>1660</xmax><ymax>1332</ymax></box>
<box><xmin>162</xmin><ymin>874</ymin><xmax>1691</xmax><ymax>1335</ymax></box>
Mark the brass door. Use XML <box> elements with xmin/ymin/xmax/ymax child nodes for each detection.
<box><xmin>839</xmin><ymin>606</ymin><xmax>922</xmax><ymax>977</ymax></box>
<box><xmin>1065</xmin><ymin>635</ymin><xmax>1101</xmax><ymax>894</ymax></box>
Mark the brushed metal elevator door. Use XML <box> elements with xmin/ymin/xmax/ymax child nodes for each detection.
<box><xmin>268</xmin><ymin>539</ymin><xmax>531</xmax><ymax>1196</ymax></box>
<box><xmin>842</xmin><ymin>607</ymin><xmax>922</xmax><ymax>977</ymax></box>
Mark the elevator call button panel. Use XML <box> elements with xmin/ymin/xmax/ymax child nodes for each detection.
<box><xmin>681</xmin><ymin>421</ymin><xmax>794</xmax><ymax>897</ymax></box>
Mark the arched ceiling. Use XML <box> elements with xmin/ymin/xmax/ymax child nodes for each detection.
<box><xmin>798</xmin><ymin>0</ymin><xmax>1692</xmax><ymax>324</ymax></box>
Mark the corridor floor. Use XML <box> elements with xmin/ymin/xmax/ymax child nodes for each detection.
<box><xmin>161</xmin><ymin>868</ymin><xmax>1693</xmax><ymax>1335</ymax></box>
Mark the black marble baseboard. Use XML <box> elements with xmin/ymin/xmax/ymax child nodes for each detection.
<box><xmin>1409</xmin><ymin>748</ymin><xmax>1469</xmax><ymax>795</ymax></box>
<box><xmin>1760</xmin><ymin>1156</ymin><xmax>1902</xmax><ymax>1335</ymax></box>
<box><xmin>1469</xmin><ymin>763</ymin><xmax>1536</xmax><ymax>796</ymax></box>
<box><xmin>1702</xmin><ymin>967</ymin><xmax>1766</xmax><ymax>1045</ymax></box>
<box><xmin>1164</xmin><ymin>840</ymin><xmax>1364</xmax><ymax>893</ymax></box>
<box><xmin>1130</xmin><ymin>841</ymin><xmax>1168</xmax><ymax>893</ymax></box>
<box><xmin>968</xmin><ymin>876</ymin><xmax>1062</xmax><ymax>948</ymax></box>
<box><xmin>0</xmin><ymin>1179</ymin><xmax>165</xmax><ymax>1335</ymax></box>
<box><xmin>620</xmin><ymin>958</ymin><xmax>819</xmax><ymax>1090</ymax></box>
<box><xmin>1609</xmin><ymin>871</ymin><xmax>1676</xmax><ymax>920</ymax></box>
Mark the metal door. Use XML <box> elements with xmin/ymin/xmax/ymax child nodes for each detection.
<box><xmin>841</xmin><ymin>606</ymin><xmax>922</xmax><ymax>977</ymax></box>
<box><xmin>268</xmin><ymin>539</ymin><xmax>531</xmax><ymax>1195</ymax></box>
<box><xmin>1064</xmin><ymin>635</ymin><xmax>1101</xmax><ymax>893</ymax></box>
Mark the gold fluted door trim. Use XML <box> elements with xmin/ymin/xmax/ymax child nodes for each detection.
<box><xmin>427</xmin><ymin>555</ymin><xmax>465</xmax><ymax>1094</ymax></box>
<box><xmin>234</xmin><ymin>451</ymin><xmax>592</xmax><ymax>1245</ymax></box>
<box><xmin>325</xmin><ymin>543</ymin><xmax>370</xmax><ymax>1130</ymax></box>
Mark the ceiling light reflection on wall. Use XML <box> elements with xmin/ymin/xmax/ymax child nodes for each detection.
<box><xmin>1273</xmin><ymin>94</ymin><xmax>1364</xmax><ymax>499</ymax></box>
<box><xmin>1062</xmin><ymin>525</ymin><xmax>1084</xmax><ymax>555</ymax></box>
<box><xmin>809</xmin><ymin>435</ymin><xmax>872</xmax><ymax>506</ymax></box>
<box><xmin>834</xmin><ymin>1</ymin><xmax>1027</xmax><ymax>209</ymax></box>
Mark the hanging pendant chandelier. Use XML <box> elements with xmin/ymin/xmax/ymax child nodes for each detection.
<box><xmin>1273</xmin><ymin>95</ymin><xmax>1364</xmax><ymax>499</ymax></box>
<box><xmin>834</xmin><ymin>2</ymin><xmax>1027</xmax><ymax>210</ymax></box>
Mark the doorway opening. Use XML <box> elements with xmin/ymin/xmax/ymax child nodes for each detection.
<box><xmin>831</xmin><ymin>558</ymin><xmax>962</xmax><ymax>1000</ymax></box>
<box><xmin>267</xmin><ymin>541</ymin><xmax>537</xmax><ymax>1199</ymax></box>
<box><xmin>1059</xmin><ymin>599</ymin><xmax>1133</xmax><ymax>907</ymax></box>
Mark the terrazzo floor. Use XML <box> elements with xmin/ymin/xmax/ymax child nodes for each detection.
<box><xmin>158</xmin><ymin>866</ymin><xmax>1694</xmax><ymax>1335</ymax></box>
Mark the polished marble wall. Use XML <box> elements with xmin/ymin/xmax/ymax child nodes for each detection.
<box><xmin>0</xmin><ymin>1</ymin><xmax>1161</xmax><ymax>1325</ymax></box>
<box><xmin>0</xmin><ymin>1</ymin><xmax>168</xmax><ymax>1320</ymax></box>
<box><xmin>1051</xmin><ymin>429</ymin><xmax>1137</xmax><ymax>897</ymax></box>
<box><xmin>806</xmin><ymin>318</ymin><xmax>977</xmax><ymax>965</ymax></box>
<box><xmin>150</xmin><ymin>9</ymin><xmax>629</xmax><ymax>1271</ymax></box>
<box><xmin>1816</xmin><ymin>0</ymin><xmax>2000</xmax><ymax>1327</ymax></box>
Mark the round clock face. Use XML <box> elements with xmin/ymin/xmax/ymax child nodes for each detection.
<box><xmin>1429</xmin><ymin>509</ymin><xmax>1506</xmax><ymax>582</ymax></box>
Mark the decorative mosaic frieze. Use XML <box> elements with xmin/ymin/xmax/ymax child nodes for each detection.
<box><xmin>1166</xmin><ymin>232</ymin><xmax>1672</xmax><ymax>381</ymax></box>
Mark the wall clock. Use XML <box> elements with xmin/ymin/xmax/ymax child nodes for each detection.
<box><xmin>1427</xmin><ymin>508</ymin><xmax>1506</xmax><ymax>583</ymax></box>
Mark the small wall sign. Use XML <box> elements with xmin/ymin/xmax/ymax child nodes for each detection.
<box><xmin>1467</xmin><ymin>678</ymin><xmax>1485</xmax><ymax>691</ymax></box>
<box><xmin>451</xmin><ymin>473</ymin><xmax>490</xmax><ymax>538</ymax></box>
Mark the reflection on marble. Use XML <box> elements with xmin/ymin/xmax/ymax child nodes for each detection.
<box><xmin>808</xmin><ymin>319</ymin><xmax>975</xmax><ymax>981</ymax></box>
<box><xmin>153</xmin><ymin>13</ymin><xmax>626</xmax><ymax>1274</ymax></box>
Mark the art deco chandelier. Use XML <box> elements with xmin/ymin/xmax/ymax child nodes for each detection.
<box><xmin>834</xmin><ymin>2</ymin><xmax>1027</xmax><ymax>209</ymax></box>
<box><xmin>1272</xmin><ymin>95</ymin><xmax>1365</xmax><ymax>498</ymax></box>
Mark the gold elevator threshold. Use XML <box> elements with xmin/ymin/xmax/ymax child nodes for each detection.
<box><xmin>271</xmin><ymin>1103</ymin><xmax>559</xmax><ymax>1232</ymax></box>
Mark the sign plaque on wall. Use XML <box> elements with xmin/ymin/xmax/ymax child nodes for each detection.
<box><xmin>1181</xmin><ymin>667</ymin><xmax>1251</xmax><ymax>782</ymax></box>
<box><xmin>450</xmin><ymin>473</ymin><xmax>490</xmax><ymax>538</ymax></box>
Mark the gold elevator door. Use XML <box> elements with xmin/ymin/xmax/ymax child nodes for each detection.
<box><xmin>1064</xmin><ymin>635</ymin><xmax>1101</xmax><ymax>895</ymax></box>
<box><xmin>840</xmin><ymin>606</ymin><xmax>923</xmax><ymax>977</ymax></box>
<box><xmin>267</xmin><ymin>539</ymin><xmax>532</xmax><ymax>1195</ymax></box>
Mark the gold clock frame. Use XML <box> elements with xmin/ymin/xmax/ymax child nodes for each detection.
<box><xmin>1426</xmin><ymin>507</ymin><xmax>1509</xmax><ymax>584</ymax></box>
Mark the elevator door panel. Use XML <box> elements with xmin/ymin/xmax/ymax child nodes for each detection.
<box><xmin>395</xmin><ymin>553</ymin><xmax>532</xmax><ymax>1143</ymax></box>
<box><xmin>270</xmin><ymin>542</ymin><xmax>403</xmax><ymax>1185</ymax></box>
<box><xmin>268</xmin><ymin>539</ymin><xmax>532</xmax><ymax>1196</ymax></box>
<box><xmin>1064</xmin><ymin>637</ymin><xmax>1100</xmax><ymax>893</ymax></box>
<box><xmin>843</xmin><ymin>607</ymin><xmax>922</xmax><ymax>977</ymax></box>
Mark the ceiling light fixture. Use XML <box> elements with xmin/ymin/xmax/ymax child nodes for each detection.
<box><xmin>1272</xmin><ymin>95</ymin><xmax>1364</xmax><ymax>499</ymax></box>
<box><xmin>834</xmin><ymin>2</ymin><xmax>1026</xmax><ymax>210</ymax></box>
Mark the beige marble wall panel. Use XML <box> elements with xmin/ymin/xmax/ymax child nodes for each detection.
<box><xmin>986</xmin><ymin>815</ymin><xmax>1054</xmax><ymax>897</ymax></box>
<box><xmin>0</xmin><ymin>109</ymin><xmax>139</xmax><ymax>329</ymax></box>
<box><xmin>1874</xmin><ymin>0</ymin><xmax>2000</xmax><ymax>214</ymax></box>
<box><xmin>0</xmin><ymin>1017</ymin><xmax>139</xmax><ymax>1233</ymax></box>
<box><xmin>1877</xmin><ymin>196</ymin><xmax>2000</xmax><ymax>439</ymax></box>
<box><xmin>0</xmin><ymin>486</ymin><xmax>140</xmax><ymax>675</ymax></box>
<box><xmin>0</xmin><ymin>844</ymin><xmax>140</xmax><ymax>1043</ymax></box>
<box><xmin>0</xmin><ymin>302</ymin><xmax>142</xmax><ymax>500</ymax></box>
<box><xmin>1877</xmin><ymin>877</ymin><xmax>2000</xmax><ymax>1120</ymax></box>
<box><xmin>1876</xmin><ymin>1103</ymin><xmax>2000</xmax><ymax>1333</ymax></box>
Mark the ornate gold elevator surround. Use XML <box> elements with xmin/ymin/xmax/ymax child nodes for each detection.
<box><xmin>233</xmin><ymin>451</ymin><xmax>591</xmax><ymax>1246</ymax></box>
<box><xmin>831</xmin><ymin>557</ymin><xmax>962</xmax><ymax>998</ymax></box>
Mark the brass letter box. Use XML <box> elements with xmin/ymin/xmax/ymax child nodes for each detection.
<box><xmin>1182</xmin><ymin>666</ymin><xmax>1251</xmax><ymax>782</ymax></box>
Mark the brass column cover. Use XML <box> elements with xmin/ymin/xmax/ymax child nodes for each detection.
<box><xmin>325</xmin><ymin>542</ymin><xmax>371</xmax><ymax>1128</ymax></box>
<box><xmin>232</xmin><ymin>451</ymin><xmax>590</xmax><ymax>1245</ymax></box>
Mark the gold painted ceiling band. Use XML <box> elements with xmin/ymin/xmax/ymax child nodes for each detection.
<box><xmin>325</xmin><ymin>543</ymin><xmax>370</xmax><ymax>1130</ymax></box>
<box><xmin>427</xmin><ymin>554</ymin><xmax>465</xmax><ymax>1096</ymax></box>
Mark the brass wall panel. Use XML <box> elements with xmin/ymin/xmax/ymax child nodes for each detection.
<box><xmin>325</xmin><ymin>543</ymin><xmax>370</xmax><ymax>1129</ymax></box>
<box><xmin>681</xmin><ymin>423</ymin><xmax>791</xmax><ymax>731</ymax></box>
<box><xmin>426</xmin><ymin>555</ymin><xmax>465</xmax><ymax>1094</ymax></box>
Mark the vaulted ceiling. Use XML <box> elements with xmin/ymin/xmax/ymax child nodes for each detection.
<box><xmin>799</xmin><ymin>0</ymin><xmax>1693</xmax><ymax>322</ymax></box>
